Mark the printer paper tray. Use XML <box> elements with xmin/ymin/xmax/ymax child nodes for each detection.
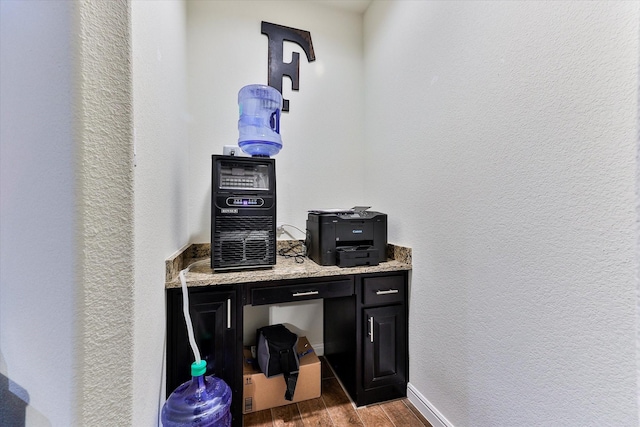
<box><xmin>336</xmin><ymin>246</ymin><xmax>380</xmax><ymax>268</ymax></box>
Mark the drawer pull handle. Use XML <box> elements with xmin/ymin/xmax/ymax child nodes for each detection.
<box><xmin>227</xmin><ymin>299</ymin><xmax>231</xmax><ymax>329</ymax></box>
<box><xmin>292</xmin><ymin>290</ymin><xmax>319</xmax><ymax>297</ymax></box>
<box><xmin>376</xmin><ymin>289</ymin><xmax>399</xmax><ymax>295</ymax></box>
<box><xmin>369</xmin><ymin>316</ymin><xmax>374</xmax><ymax>343</ymax></box>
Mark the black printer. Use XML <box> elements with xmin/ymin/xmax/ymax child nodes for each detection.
<box><xmin>305</xmin><ymin>207</ymin><xmax>387</xmax><ymax>267</ymax></box>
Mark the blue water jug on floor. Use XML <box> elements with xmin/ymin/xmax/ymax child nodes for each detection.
<box><xmin>237</xmin><ymin>84</ymin><xmax>283</xmax><ymax>157</ymax></box>
<box><xmin>161</xmin><ymin>360</ymin><xmax>232</xmax><ymax>426</ymax></box>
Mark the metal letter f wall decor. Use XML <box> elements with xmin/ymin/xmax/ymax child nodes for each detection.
<box><xmin>261</xmin><ymin>21</ymin><xmax>315</xmax><ymax>112</ymax></box>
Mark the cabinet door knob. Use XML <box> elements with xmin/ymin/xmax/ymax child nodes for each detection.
<box><xmin>376</xmin><ymin>289</ymin><xmax>399</xmax><ymax>295</ymax></box>
<box><xmin>227</xmin><ymin>298</ymin><xmax>231</xmax><ymax>329</ymax></box>
<box><xmin>369</xmin><ymin>316</ymin><xmax>374</xmax><ymax>343</ymax></box>
<box><xmin>292</xmin><ymin>290</ymin><xmax>319</xmax><ymax>297</ymax></box>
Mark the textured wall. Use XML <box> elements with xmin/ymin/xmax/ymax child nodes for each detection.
<box><xmin>76</xmin><ymin>1</ymin><xmax>134</xmax><ymax>425</ymax></box>
<box><xmin>364</xmin><ymin>2</ymin><xmax>639</xmax><ymax>426</ymax></box>
<box><xmin>1</xmin><ymin>1</ymin><xmax>136</xmax><ymax>425</ymax></box>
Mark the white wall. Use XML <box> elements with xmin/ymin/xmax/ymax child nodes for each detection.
<box><xmin>185</xmin><ymin>0</ymin><xmax>366</xmax><ymax>348</ymax></box>
<box><xmin>3</xmin><ymin>1</ymin><xmax>638</xmax><ymax>426</ymax></box>
<box><xmin>186</xmin><ymin>0</ymin><xmax>366</xmax><ymax>243</ymax></box>
<box><xmin>131</xmin><ymin>1</ymin><xmax>190</xmax><ymax>425</ymax></box>
<box><xmin>1</xmin><ymin>1</ymin><xmax>136</xmax><ymax>426</ymax></box>
<box><xmin>0</xmin><ymin>2</ymin><xmax>77</xmax><ymax>424</ymax></box>
<box><xmin>364</xmin><ymin>1</ymin><xmax>639</xmax><ymax>426</ymax></box>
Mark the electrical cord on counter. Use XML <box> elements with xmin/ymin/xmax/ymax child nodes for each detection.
<box><xmin>276</xmin><ymin>223</ymin><xmax>307</xmax><ymax>263</ymax></box>
<box><xmin>278</xmin><ymin>240</ymin><xmax>307</xmax><ymax>263</ymax></box>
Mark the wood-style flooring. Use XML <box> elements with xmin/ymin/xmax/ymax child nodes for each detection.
<box><xmin>244</xmin><ymin>357</ymin><xmax>432</xmax><ymax>427</ymax></box>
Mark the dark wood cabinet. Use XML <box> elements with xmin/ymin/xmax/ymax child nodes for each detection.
<box><xmin>166</xmin><ymin>285</ymin><xmax>243</xmax><ymax>426</ymax></box>
<box><xmin>363</xmin><ymin>304</ymin><xmax>406</xmax><ymax>390</ymax></box>
<box><xmin>167</xmin><ymin>269</ymin><xmax>408</xmax><ymax>426</ymax></box>
<box><xmin>248</xmin><ymin>276</ymin><xmax>353</xmax><ymax>305</ymax></box>
<box><xmin>325</xmin><ymin>270</ymin><xmax>408</xmax><ymax>407</ymax></box>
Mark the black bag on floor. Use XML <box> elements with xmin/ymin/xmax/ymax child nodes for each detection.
<box><xmin>256</xmin><ymin>324</ymin><xmax>300</xmax><ymax>401</ymax></box>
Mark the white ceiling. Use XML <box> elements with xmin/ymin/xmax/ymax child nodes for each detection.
<box><xmin>309</xmin><ymin>0</ymin><xmax>372</xmax><ymax>14</ymax></box>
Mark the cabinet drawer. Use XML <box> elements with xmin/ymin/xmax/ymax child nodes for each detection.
<box><xmin>251</xmin><ymin>278</ymin><xmax>354</xmax><ymax>305</ymax></box>
<box><xmin>362</xmin><ymin>275</ymin><xmax>406</xmax><ymax>305</ymax></box>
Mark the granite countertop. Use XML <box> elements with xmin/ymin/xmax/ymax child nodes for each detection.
<box><xmin>165</xmin><ymin>240</ymin><xmax>412</xmax><ymax>289</ymax></box>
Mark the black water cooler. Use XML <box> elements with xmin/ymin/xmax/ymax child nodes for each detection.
<box><xmin>211</xmin><ymin>155</ymin><xmax>276</xmax><ymax>270</ymax></box>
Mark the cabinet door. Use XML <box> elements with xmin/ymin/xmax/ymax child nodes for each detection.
<box><xmin>166</xmin><ymin>288</ymin><xmax>237</xmax><ymax>397</ymax></box>
<box><xmin>363</xmin><ymin>304</ymin><xmax>406</xmax><ymax>390</ymax></box>
<box><xmin>190</xmin><ymin>291</ymin><xmax>235</xmax><ymax>379</ymax></box>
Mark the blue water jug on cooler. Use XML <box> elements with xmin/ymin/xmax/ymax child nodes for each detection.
<box><xmin>161</xmin><ymin>360</ymin><xmax>232</xmax><ymax>426</ymax></box>
<box><xmin>238</xmin><ymin>84</ymin><xmax>283</xmax><ymax>157</ymax></box>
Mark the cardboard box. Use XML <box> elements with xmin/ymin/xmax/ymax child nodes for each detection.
<box><xmin>243</xmin><ymin>336</ymin><xmax>320</xmax><ymax>414</ymax></box>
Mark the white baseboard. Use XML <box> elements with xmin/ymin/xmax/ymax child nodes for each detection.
<box><xmin>407</xmin><ymin>382</ymin><xmax>454</xmax><ymax>427</ymax></box>
<box><xmin>311</xmin><ymin>343</ymin><xmax>324</xmax><ymax>356</ymax></box>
